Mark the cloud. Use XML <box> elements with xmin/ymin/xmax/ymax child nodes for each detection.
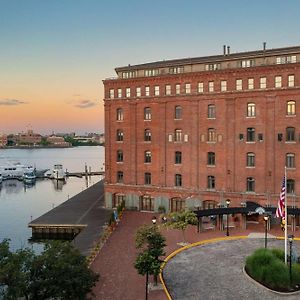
<box><xmin>0</xmin><ymin>99</ymin><xmax>28</xmax><ymax>106</ymax></box>
<box><xmin>74</xmin><ymin>99</ymin><xmax>97</xmax><ymax>109</ymax></box>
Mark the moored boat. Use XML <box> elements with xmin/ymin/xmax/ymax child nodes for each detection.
<box><xmin>52</xmin><ymin>164</ymin><xmax>66</xmax><ymax>180</ymax></box>
<box><xmin>0</xmin><ymin>163</ymin><xmax>35</xmax><ymax>180</ymax></box>
<box><xmin>23</xmin><ymin>170</ymin><xmax>36</xmax><ymax>182</ymax></box>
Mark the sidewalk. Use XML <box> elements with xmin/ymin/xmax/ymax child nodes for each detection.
<box><xmin>91</xmin><ymin>211</ymin><xmax>299</xmax><ymax>300</ymax></box>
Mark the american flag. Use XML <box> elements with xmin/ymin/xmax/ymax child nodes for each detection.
<box><xmin>276</xmin><ymin>175</ymin><xmax>286</xmax><ymax>219</ymax></box>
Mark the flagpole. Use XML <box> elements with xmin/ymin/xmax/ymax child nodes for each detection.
<box><xmin>284</xmin><ymin>166</ymin><xmax>288</xmax><ymax>265</ymax></box>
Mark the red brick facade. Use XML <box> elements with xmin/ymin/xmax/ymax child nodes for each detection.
<box><xmin>103</xmin><ymin>46</ymin><xmax>300</xmax><ymax>212</ymax></box>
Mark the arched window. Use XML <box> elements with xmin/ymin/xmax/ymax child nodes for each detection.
<box><xmin>207</xmin><ymin>176</ymin><xmax>215</xmax><ymax>189</ymax></box>
<box><xmin>286</xmin><ymin>153</ymin><xmax>295</xmax><ymax>168</ymax></box>
<box><xmin>116</xmin><ymin>108</ymin><xmax>124</xmax><ymax>121</ymax></box>
<box><xmin>207</xmin><ymin>152</ymin><xmax>215</xmax><ymax>165</ymax></box>
<box><xmin>170</xmin><ymin>198</ymin><xmax>185</xmax><ymax>212</ymax></box>
<box><xmin>117</xmin><ymin>171</ymin><xmax>124</xmax><ymax>183</ymax></box>
<box><xmin>175</xmin><ymin>174</ymin><xmax>182</xmax><ymax>187</ymax></box>
<box><xmin>116</xmin><ymin>129</ymin><xmax>124</xmax><ymax>141</ymax></box>
<box><xmin>175</xmin><ymin>106</ymin><xmax>182</xmax><ymax>119</ymax></box>
<box><xmin>144</xmin><ymin>129</ymin><xmax>151</xmax><ymax>142</ymax></box>
<box><xmin>247</xmin><ymin>103</ymin><xmax>256</xmax><ymax>117</ymax></box>
<box><xmin>247</xmin><ymin>177</ymin><xmax>255</xmax><ymax>192</ymax></box>
<box><xmin>174</xmin><ymin>129</ymin><xmax>182</xmax><ymax>142</ymax></box>
<box><xmin>287</xmin><ymin>101</ymin><xmax>296</xmax><ymax>116</ymax></box>
<box><xmin>116</xmin><ymin>150</ymin><xmax>123</xmax><ymax>162</ymax></box>
<box><xmin>144</xmin><ymin>107</ymin><xmax>151</xmax><ymax>120</ymax></box>
<box><xmin>144</xmin><ymin>151</ymin><xmax>152</xmax><ymax>163</ymax></box>
<box><xmin>208</xmin><ymin>128</ymin><xmax>216</xmax><ymax>142</ymax></box>
<box><xmin>246</xmin><ymin>152</ymin><xmax>255</xmax><ymax>167</ymax></box>
<box><xmin>247</xmin><ymin>127</ymin><xmax>255</xmax><ymax>142</ymax></box>
<box><xmin>286</xmin><ymin>127</ymin><xmax>295</xmax><ymax>141</ymax></box>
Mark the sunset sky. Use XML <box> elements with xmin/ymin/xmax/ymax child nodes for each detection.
<box><xmin>1</xmin><ymin>0</ymin><xmax>300</xmax><ymax>134</ymax></box>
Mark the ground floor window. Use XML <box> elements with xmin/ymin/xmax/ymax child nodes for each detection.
<box><xmin>170</xmin><ymin>197</ymin><xmax>185</xmax><ymax>212</ymax></box>
<box><xmin>140</xmin><ymin>195</ymin><xmax>154</xmax><ymax>211</ymax></box>
<box><xmin>112</xmin><ymin>193</ymin><xmax>125</xmax><ymax>208</ymax></box>
<box><xmin>203</xmin><ymin>200</ymin><xmax>218</xmax><ymax>209</ymax></box>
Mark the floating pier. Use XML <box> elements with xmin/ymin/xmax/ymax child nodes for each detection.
<box><xmin>28</xmin><ymin>180</ymin><xmax>111</xmax><ymax>255</ymax></box>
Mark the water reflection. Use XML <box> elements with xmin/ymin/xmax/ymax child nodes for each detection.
<box><xmin>52</xmin><ymin>179</ymin><xmax>66</xmax><ymax>191</ymax></box>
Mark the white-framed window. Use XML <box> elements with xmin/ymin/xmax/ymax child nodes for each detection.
<box><xmin>145</xmin><ymin>69</ymin><xmax>159</xmax><ymax>76</ymax></box>
<box><xmin>208</xmin><ymin>81</ymin><xmax>214</xmax><ymax>92</ymax></box>
<box><xmin>145</xmin><ymin>86</ymin><xmax>150</xmax><ymax>96</ymax></box>
<box><xmin>175</xmin><ymin>84</ymin><xmax>180</xmax><ymax>94</ymax></box>
<box><xmin>286</xmin><ymin>153</ymin><xmax>295</xmax><ymax>168</ymax></box>
<box><xmin>248</xmin><ymin>78</ymin><xmax>254</xmax><ymax>90</ymax></box>
<box><xmin>207</xmin><ymin>175</ymin><xmax>215</xmax><ymax>189</ymax></box>
<box><xmin>126</xmin><ymin>87</ymin><xmax>131</xmax><ymax>98</ymax></box>
<box><xmin>165</xmin><ymin>85</ymin><xmax>171</xmax><ymax>95</ymax></box>
<box><xmin>276</xmin><ymin>56</ymin><xmax>297</xmax><ymax>64</ymax></box>
<box><xmin>246</xmin><ymin>177</ymin><xmax>255</xmax><ymax>192</ymax></box>
<box><xmin>288</xmin><ymin>75</ymin><xmax>295</xmax><ymax>87</ymax></box>
<box><xmin>170</xmin><ymin>66</ymin><xmax>184</xmax><ymax>74</ymax></box>
<box><xmin>198</xmin><ymin>82</ymin><xmax>204</xmax><ymax>93</ymax></box>
<box><xmin>286</xmin><ymin>127</ymin><xmax>295</xmax><ymax>141</ymax></box>
<box><xmin>154</xmin><ymin>85</ymin><xmax>160</xmax><ymax>96</ymax></box>
<box><xmin>236</xmin><ymin>79</ymin><xmax>243</xmax><ymax>90</ymax></box>
<box><xmin>118</xmin><ymin>88</ymin><xmax>122</xmax><ymax>98</ymax></box>
<box><xmin>185</xmin><ymin>83</ymin><xmax>191</xmax><ymax>94</ymax></box>
<box><xmin>247</xmin><ymin>103</ymin><xmax>256</xmax><ymax>117</ymax></box>
<box><xmin>174</xmin><ymin>129</ymin><xmax>183</xmax><ymax>142</ymax></box>
<box><xmin>205</xmin><ymin>63</ymin><xmax>220</xmax><ymax>71</ymax></box>
<box><xmin>122</xmin><ymin>71</ymin><xmax>136</xmax><ymax>78</ymax></box>
<box><xmin>221</xmin><ymin>80</ymin><xmax>227</xmax><ymax>91</ymax></box>
<box><xmin>287</xmin><ymin>101</ymin><xmax>296</xmax><ymax>116</ymax></box>
<box><xmin>144</xmin><ymin>107</ymin><xmax>151</xmax><ymax>120</ymax></box>
<box><xmin>247</xmin><ymin>152</ymin><xmax>255</xmax><ymax>167</ymax></box>
<box><xmin>144</xmin><ymin>129</ymin><xmax>151</xmax><ymax>142</ymax></box>
<box><xmin>109</xmin><ymin>89</ymin><xmax>114</xmax><ymax>99</ymax></box>
<box><xmin>260</xmin><ymin>77</ymin><xmax>266</xmax><ymax>89</ymax></box>
<box><xmin>116</xmin><ymin>108</ymin><xmax>124</xmax><ymax>121</ymax></box>
<box><xmin>207</xmin><ymin>128</ymin><xmax>216</xmax><ymax>142</ymax></box>
<box><xmin>275</xmin><ymin>76</ymin><xmax>282</xmax><ymax>88</ymax></box>
<box><xmin>136</xmin><ymin>87</ymin><xmax>141</xmax><ymax>97</ymax></box>
<box><xmin>144</xmin><ymin>151</ymin><xmax>152</xmax><ymax>163</ymax></box>
<box><xmin>241</xmin><ymin>60</ymin><xmax>254</xmax><ymax>68</ymax></box>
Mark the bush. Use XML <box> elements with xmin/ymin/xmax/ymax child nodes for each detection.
<box><xmin>246</xmin><ymin>247</ymin><xmax>300</xmax><ymax>291</ymax></box>
<box><xmin>271</xmin><ymin>248</ymin><xmax>285</xmax><ymax>262</ymax></box>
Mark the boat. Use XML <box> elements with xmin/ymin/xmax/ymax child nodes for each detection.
<box><xmin>0</xmin><ymin>163</ymin><xmax>35</xmax><ymax>180</ymax></box>
<box><xmin>52</xmin><ymin>164</ymin><xmax>66</xmax><ymax>180</ymax></box>
<box><xmin>0</xmin><ymin>173</ymin><xmax>2</xmax><ymax>184</ymax></box>
<box><xmin>23</xmin><ymin>170</ymin><xmax>36</xmax><ymax>182</ymax></box>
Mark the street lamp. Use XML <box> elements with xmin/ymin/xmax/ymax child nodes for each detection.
<box><xmin>151</xmin><ymin>216</ymin><xmax>157</xmax><ymax>225</ymax></box>
<box><xmin>263</xmin><ymin>215</ymin><xmax>269</xmax><ymax>249</ymax></box>
<box><xmin>288</xmin><ymin>234</ymin><xmax>294</xmax><ymax>285</ymax></box>
<box><xmin>226</xmin><ymin>199</ymin><xmax>231</xmax><ymax>236</ymax></box>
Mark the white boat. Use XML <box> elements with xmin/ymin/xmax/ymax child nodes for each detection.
<box><xmin>0</xmin><ymin>173</ymin><xmax>2</xmax><ymax>184</ymax></box>
<box><xmin>0</xmin><ymin>163</ymin><xmax>35</xmax><ymax>179</ymax></box>
<box><xmin>52</xmin><ymin>164</ymin><xmax>66</xmax><ymax>180</ymax></box>
<box><xmin>23</xmin><ymin>170</ymin><xmax>36</xmax><ymax>182</ymax></box>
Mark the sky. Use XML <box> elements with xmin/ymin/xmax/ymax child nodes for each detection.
<box><xmin>0</xmin><ymin>0</ymin><xmax>300</xmax><ymax>135</ymax></box>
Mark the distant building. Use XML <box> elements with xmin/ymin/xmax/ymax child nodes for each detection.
<box><xmin>0</xmin><ymin>134</ymin><xmax>7</xmax><ymax>147</ymax></box>
<box><xmin>103</xmin><ymin>44</ymin><xmax>300</xmax><ymax>214</ymax></box>
<box><xmin>46</xmin><ymin>135</ymin><xmax>70</xmax><ymax>147</ymax></box>
<box><xmin>16</xmin><ymin>129</ymin><xmax>42</xmax><ymax>145</ymax></box>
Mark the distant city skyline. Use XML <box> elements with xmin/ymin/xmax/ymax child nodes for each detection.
<box><xmin>1</xmin><ymin>0</ymin><xmax>300</xmax><ymax>134</ymax></box>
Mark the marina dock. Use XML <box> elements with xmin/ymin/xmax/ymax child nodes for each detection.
<box><xmin>28</xmin><ymin>180</ymin><xmax>112</xmax><ymax>256</ymax></box>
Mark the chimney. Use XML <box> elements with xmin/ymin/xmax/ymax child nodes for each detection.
<box><xmin>223</xmin><ymin>45</ymin><xmax>226</xmax><ymax>56</ymax></box>
<box><xmin>263</xmin><ymin>42</ymin><xmax>266</xmax><ymax>51</ymax></box>
<box><xmin>227</xmin><ymin>46</ymin><xmax>230</xmax><ymax>55</ymax></box>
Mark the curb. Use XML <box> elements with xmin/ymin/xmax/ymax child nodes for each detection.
<box><xmin>159</xmin><ymin>236</ymin><xmax>248</xmax><ymax>300</ymax></box>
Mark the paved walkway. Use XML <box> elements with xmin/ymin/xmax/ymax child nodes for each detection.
<box><xmin>163</xmin><ymin>238</ymin><xmax>300</xmax><ymax>300</ymax></box>
<box><xmin>90</xmin><ymin>211</ymin><xmax>300</xmax><ymax>300</ymax></box>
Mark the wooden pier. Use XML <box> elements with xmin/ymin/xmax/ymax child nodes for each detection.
<box><xmin>28</xmin><ymin>180</ymin><xmax>112</xmax><ymax>256</ymax></box>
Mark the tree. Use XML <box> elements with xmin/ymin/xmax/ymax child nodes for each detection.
<box><xmin>134</xmin><ymin>225</ymin><xmax>166</xmax><ymax>292</ymax></box>
<box><xmin>0</xmin><ymin>240</ymin><xmax>99</xmax><ymax>300</ymax></box>
<box><xmin>164</xmin><ymin>210</ymin><xmax>198</xmax><ymax>244</ymax></box>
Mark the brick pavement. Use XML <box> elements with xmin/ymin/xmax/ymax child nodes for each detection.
<box><xmin>91</xmin><ymin>211</ymin><xmax>300</xmax><ymax>300</ymax></box>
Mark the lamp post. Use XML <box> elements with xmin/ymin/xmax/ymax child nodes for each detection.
<box><xmin>226</xmin><ymin>199</ymin><xmax>231</xmax><ymax>236</ymax></box>
<box><xmin>288</xmin><ymin>234</ymin><xmax>294</xmax><ymax>285</ymax></box>
<box><xmin>263</xmin><ymin>215</ymin><xmax>269</xmax><ymax>249</ymax></box>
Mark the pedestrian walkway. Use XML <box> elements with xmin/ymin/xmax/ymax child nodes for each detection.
<box><xmin>90</xmin><ymin>211</ymin><xmax>300</xmax><ymax>300</ymax></box>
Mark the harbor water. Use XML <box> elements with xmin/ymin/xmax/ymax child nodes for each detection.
<box><xmin>0</xmin><ymin>146</ymin><xmax>104</xmax><ymax>251</ymax></box>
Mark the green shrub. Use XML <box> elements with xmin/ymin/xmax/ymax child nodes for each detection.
<box><xmin>263</xmin><ymin>259</ymin><xmax>289</xmax><ymax>289</ymax></box>
<box><xmin>292</xmin><ymin>263</ymin><xmax>300</xmax><ymax>285</ymax></box>
<box><xmin>271</xmin><ymin>248</ymin><xmax>285</xmax><ymax>262</ymax></box>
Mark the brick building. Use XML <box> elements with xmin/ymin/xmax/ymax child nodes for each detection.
<box><xmin>0</xmin><ymin>134</ymin><xmax>7</xmax><ymax>147</ymax></box>
<box><xmin>103</xmin><ymin>45</ymin><xmax>300</xmax><ymax>214</ymax></box>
